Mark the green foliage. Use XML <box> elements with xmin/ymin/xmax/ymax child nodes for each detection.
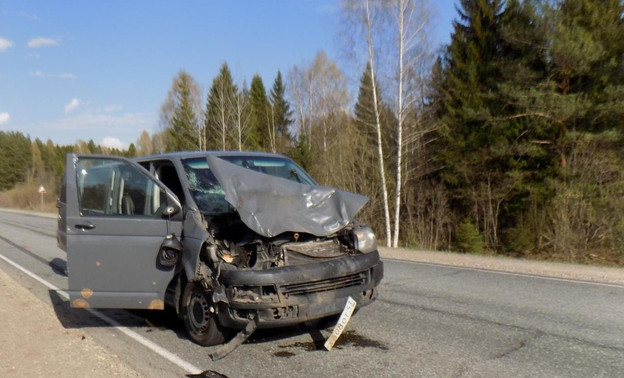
<box><xmin>290</xmin><ymin>133</ymin><xmax>313</xmax><ymax>172</ymax></box>
<box><xmin>248</xmin><ymin>74</ymin><xmax>270</xmax><ymax>150</ymax></box>
<box><xmin>205</xmin><ymin>63</ymin><xmax>238</xmax><ymax>150</ymax></box>
<box><xmin>125</xmin><ymin>143</ymin><xmax>137</xmax><ymax>157</ymax></box>
<box><xmin>0</xmin><ymin>132</ymin><xmax>32</xmax><ymax>190</ymax></box>
<box><xmin>162</xmin><ymin>71</ymin><xmax>202</xmax><ymax>152</ymax></box>
<box><xmin>354</xmin><ymin>63</ymin><xmax>396</xmax><ymax>156</ymax></box>
<box><xmin>455</xmin><ymin>218</ymin><xmax>485</xmax><ymax>253</ymax></box>
<box><xmin>1</xmin><ymin>0</ymin><xmax>622</xmax><ymax>266</ymax></box>
<box><xmin>269</xmin><ymin>71</ymin><xmax>294</xmax><ymax>153</ymax></box>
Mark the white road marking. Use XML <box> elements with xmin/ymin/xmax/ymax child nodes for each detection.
<box><xmin>0</xmin><ymin>252</ymin><xmax>203</xmax><ymax>375</ymax></box>
<box><xmin>383</xmin><ymin>258</ymin><xmax>624</xmax><ymax>289</ymax></box>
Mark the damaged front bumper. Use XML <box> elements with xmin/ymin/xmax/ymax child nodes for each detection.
<box><xmin>211</xmin><ymin>250</ymin><xmax>384</xmax><ymax>329</ymax></box>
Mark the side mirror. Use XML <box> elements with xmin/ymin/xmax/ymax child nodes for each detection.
<box><xmin>157</xmin><ymin>234</ymin><xmax>182</xmax><ymax>268</ymax></box>
<box><xmin>162</xmin><ymin>205</ymin><xmax>180</xmax><ymax>217</ymax></box>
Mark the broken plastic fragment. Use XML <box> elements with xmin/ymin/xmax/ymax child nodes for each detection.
<box><xmin>210</xmin><ymin>314</ymin><xmax>258</xmax><ymax>361</ymax></box>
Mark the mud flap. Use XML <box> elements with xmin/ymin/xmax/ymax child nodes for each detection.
<box><xmin>209</xmin><ymin>314</ymin><xmax>259</xmax><ymax>361</ymax></box>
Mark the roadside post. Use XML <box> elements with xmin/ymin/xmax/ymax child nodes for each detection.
<box><xmin>38</xmin><ymin>185</ymin><xmax>46</xmax><ymax>212</ymax></box>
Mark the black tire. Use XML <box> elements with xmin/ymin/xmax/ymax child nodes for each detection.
<box><xmin>181</xmin><ymin>282</ymin><xmax>228</xmax><ymax>346</ymax></box>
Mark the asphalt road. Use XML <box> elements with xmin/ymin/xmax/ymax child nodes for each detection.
<box><xmin>0</xmin><ymin>211</ymin><xmax>623</xmax><ymax>377</ymax></box>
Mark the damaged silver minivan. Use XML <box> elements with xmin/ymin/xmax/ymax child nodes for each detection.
<box><xmin>57</xmin><ymin>151</ymin><xmax>383</xmax><ymax>347</ymax></box>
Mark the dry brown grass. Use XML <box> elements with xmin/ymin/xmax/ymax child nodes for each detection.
<box><xmin>0</xmin><ymin>181</ymin><xmax>58</xmax><ymax>213</ymax></box>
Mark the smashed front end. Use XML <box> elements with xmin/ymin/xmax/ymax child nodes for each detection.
<box><xmin>184</xmin><ymin>155</ymin><xmax>383</xmax><ymax>329</ymax></box>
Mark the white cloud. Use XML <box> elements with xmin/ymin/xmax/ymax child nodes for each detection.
<box><xmin>101</xmin><ymin>137</ymin><xmax>128</xmax><ymax>150</ymax></box>
<box><xmin>18</xmin><ymin>11</ymin><xmax>41</xmax><ymax>21</ymax></box>
<box><xmin>64</xmin><ymin>98</ymin><xmax>81</xmax><ymax>114</ymax></box>
<box><xmin>26</xmin><ymin>112</ymin><xmax>156</xmax><ymax>146</ymax></box>
<box><xmin>0</xmin><ymin>38</ymin><xmax>13</xmax><ymax>52</ymax></box>
<box><xmin>42</xmin><ymin>112</ymin><xmax>156</xmax><ymax>133</ymax></box>
<box><xmin>0</xmin><ymin>113</ymin><xmax>10</xmax><ymax>125</ymax></box>
<box><xmin>103</xmin><ymin>105</ymin><xmax>122</xmax><ymax>113</ymax></box>
<box><xmin>27</xmin><ymin>37</ymin><xmax>58</xmax><ymax>48</ymax></box>
<box><xmin>29</xmin><ymin>71</ymin><xmax>77</xmax><ymax>79</ymax></box>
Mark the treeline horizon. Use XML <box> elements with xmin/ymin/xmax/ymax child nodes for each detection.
<box><xmin>2</xmin><ymin>0</ymin><xmax>623</xmax><ymax>265</ymax></box>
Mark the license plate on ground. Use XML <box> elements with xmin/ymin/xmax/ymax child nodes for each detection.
<box><xmin>324</xmin><ymin>296</ymin><xmax>357</xmax><ymax>351</ymax></box>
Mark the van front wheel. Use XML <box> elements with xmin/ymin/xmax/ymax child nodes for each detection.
<box><xmin>181</xmin><ymin>282</ymin><xmax>228</xmax><ymax>346</ymax></box>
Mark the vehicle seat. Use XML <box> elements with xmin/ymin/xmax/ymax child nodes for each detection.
<box><xmin>122</xmin><ymin>194</ymin><xmax>135</xmax><ymax>215</ymax></box>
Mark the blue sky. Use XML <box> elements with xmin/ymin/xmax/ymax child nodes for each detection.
<box><xmin>0</xmin><ymin>1</ymin><xmax>458</xmax><ymax>149</ymax></box>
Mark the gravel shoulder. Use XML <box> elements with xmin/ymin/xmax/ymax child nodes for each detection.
<box><xmin>0</xmin><ymin>267</ymin><xmax>143</xmax><ymax>377</ymax></box>
<box><xmin>379</xmin><ymin>246</ymin><xmax>624</xmax><ymax>285</ymax></box>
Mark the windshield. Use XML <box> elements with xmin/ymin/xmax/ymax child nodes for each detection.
<box><xmin>182</xmin><ymin>155</ymin><xmax>316</xmax><ymax>215</ymax></box>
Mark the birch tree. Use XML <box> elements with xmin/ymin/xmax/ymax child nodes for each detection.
<box><xmin>286</xmin><ymin>51</ymin><xmax>350</xmax><ymax>181</ymax></box>
<box><xmin>341</xmin><ymin>0</ymin><xmax>392</xmax><ymax>246</ymax></box>
<box><xmin>341</xmin><ymin>0</ymin><xmax>431</xmax><ymax>247</ymax></box>
<box><xmin>391</xmin><ymin>0</ymin><xmax>431</xmax><ymax>247</ymax></box>
<box><xmin>233</xmin><ymin>82</ymin><xmax>251</xmax><ymax>151</ymax></box>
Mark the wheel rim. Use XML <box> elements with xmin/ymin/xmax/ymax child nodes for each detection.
<box><xmin>188</xmin><ymin>291</ymin><xmax>212</xmax><ymax>334</ymax></box>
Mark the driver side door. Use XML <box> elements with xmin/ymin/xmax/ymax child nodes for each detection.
<box><xmin>63</xmin><ymin>154</ymin><xmax>182</xmax><ymax>310</ymax></box>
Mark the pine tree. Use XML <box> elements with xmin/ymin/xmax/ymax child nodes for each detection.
<box><xmin>552</xmin><ymin>0</ymin><xmax>624</xmax><ymax>130</ymax></box>
<box><xmin>0</xmin><ymin>132</ymin><xmax>32</xmax><ymax>190</ymax></box>
<box><xmin>248</xmin><ymin>74</ymin><xmax>270</xmax><ymax>151</ymax></box>
<box><xmin>167</xmin><ymin>75</ymin><xmax>200</xmax><ymax>151</ymax></box>
<box><xmin>136</xmin><ymin>130</ymin><xmax>153</xmax><ymax>156</ymax></box>
<box><xmin>354</xmin><ymin>63</ymin><xmax>396</xmax><ymax>159</ymax></box>
<box><xmin>205</xmin><ymin>63</ymin><xmax>238</xmax><ymax>151</ymax></box>
<box><xmin>161</xmin><ymin>71</ymin><xmax>202</xmax><ymax>152</ymax></box>
<box><xmin>434</xmin><ymin>0</ymin><xmax>538</xmax><ymax>250</ymax></box>
<box><xmin>269</xmin><ymin>71</ymin><xmax>293</xmax><ymax>153</ymax></box>
<box><xmin>125</xmin><ymin>143</ymin><xmax>137</xmax><ymax>157</ymax></box>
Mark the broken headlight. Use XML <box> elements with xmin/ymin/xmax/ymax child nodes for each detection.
<box><xmin>352</xmin><ymin>226</ymin><xmax>377</xmax><ymax>253</ymax></box>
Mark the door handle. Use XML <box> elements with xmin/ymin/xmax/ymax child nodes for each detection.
<box><xmin>75</xmin><ymin>224</ymin><xmax>95</xmax><ymax>230</ymax></box>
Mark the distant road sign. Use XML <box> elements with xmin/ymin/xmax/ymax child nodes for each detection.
<box><xmin>38</xmin><ymin>185</ymin><xmax>46</xmax><ymax>194</ymax></box>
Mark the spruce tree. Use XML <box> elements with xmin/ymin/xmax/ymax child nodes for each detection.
<box><xmin>205</xmin><ymin>63</ymin><xmax>238</xmax><ymax>150</ymax></box>
<box><xmin>354</xmin><ymin>63</ymin><xmax>396</xmax><ymax>159</ymax></box>
<box><xmin>0</xmin><ymin>132</ymin><xmax>32</xmax><ymax>190</ymax></box>
<box><xmin>247</xmin><ymin>75</ymin><xmax>269</xmax><ymax>151</ymax></box>
<box><xmin>269</xmin><ymin>71</ymin><xmax>294</xmax><ymax>152</ymax></box>
<box><xmin>161</xmin><ymin>71</ymin><xmax>201</xmax><ymax>152</ymax></box>
<box><xmin>166</xmin><ymin>73</ymin><xmax>200</xmax><ymax>152</ymax></box>
<box><xmin>433</xmin><ymin>0</ymin><xmax>548</xmax><ymax>251</ymax></box>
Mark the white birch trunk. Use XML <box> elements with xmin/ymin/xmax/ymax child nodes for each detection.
<box><xmin>365</xmin><ymin>0</ymin><xmax>392</xmax><ymax>247</ymax></box>
<box><xmin>236</xmin><ymin>94</ymin><xmax>243</xmax><ymax>151</ymax></box>
<box><xmin>392</xmin><ymin>0</ymin><xmax>406</xmax><ymax>248</ymax></box>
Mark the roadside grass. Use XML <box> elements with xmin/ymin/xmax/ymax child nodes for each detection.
<box><xmin>2</xmin><ymin>182</ymin><xmax>623</xmax><ymax>267</ymax></box>
<box><xmin>0</xmin><ymin>181</ymin><xmax>58</xmax><ymax>213</ymax></box>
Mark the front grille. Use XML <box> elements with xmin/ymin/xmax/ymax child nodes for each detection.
<box><xmin>281</xmin><ymin>270</ymin><xmax>369</xmax><ymax>296</ymax></box>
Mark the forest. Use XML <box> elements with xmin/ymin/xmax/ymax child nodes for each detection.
<box><xmin>2</xmin><ymin>0</ymin><xmax>623</xmax><ymax>265</ymax></box>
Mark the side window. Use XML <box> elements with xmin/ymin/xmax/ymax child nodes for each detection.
<box><xmin>155</xmin><ymin>163</ymin><xmax>185</xmax><ymax>205</ymax></box>
<box><xmin>76</xmin><ymin>158</ymin><xmax>166</xmax><ymax>217</ymax></box>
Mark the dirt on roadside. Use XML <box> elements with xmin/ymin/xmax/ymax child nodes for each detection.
<box><xmin>0</xmin><ymin>268</ymin><xmax>144</xmax><ymax>378</ymax></box>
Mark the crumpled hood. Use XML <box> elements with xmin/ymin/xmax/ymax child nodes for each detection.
<box><xmin>206</xmin><ymin>155</ymin><xmax>368</xmax><ymax>237</ymax></box>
